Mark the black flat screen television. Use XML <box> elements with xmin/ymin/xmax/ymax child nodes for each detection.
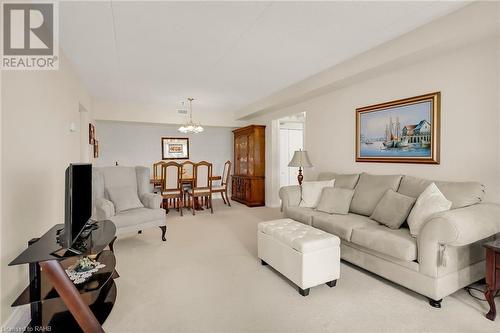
<box><xmin>63</xmin><ymin>163</ymin><xmax>92</xmax><ymax>248</ymax></box>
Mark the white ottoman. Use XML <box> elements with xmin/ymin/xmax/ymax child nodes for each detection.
<box><xmin>258</xmin><ymin>218</ymin><xmax>340</xmax><ymax>296</ymax></box>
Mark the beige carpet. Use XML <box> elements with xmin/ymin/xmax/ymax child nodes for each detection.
<box><xmin>104</xmin><ymin>200</ymin><xmax>500</xmax><ymax>333</ymax></box>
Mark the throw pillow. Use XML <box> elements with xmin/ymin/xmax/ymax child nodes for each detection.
<box><xmin>407</xmin><ymin>183</ymin><xmax>452</xmax><ymax>237</ymax></box>
<box><xmin>349</xmin><ymin>173</ymin><xmax>403</xmax><ymax>216</ymax></box>
<box><xmin>299</xmin><ymin>180</ymin><xmax>335</xmax><ymax>208</ymax></box>
<box><xmin>370</xmin><ymin>189</ymin><xmax>416</xmax><ymax>229</ymax></box>
<box><xmin>316</xmin><ymin>187</ymin><xmax>355</xmax><ymax>215</ymax></box>
<box><xmin>106</xmin><ymin>185</ymin><xmax>144</xmax><ymax>213</ymax></box>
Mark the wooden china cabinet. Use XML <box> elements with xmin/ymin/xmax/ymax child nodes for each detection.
<box><xmin>232</xmin><ymin>125</ymin><xmax>265</xmax><ymax>207</ymax></box>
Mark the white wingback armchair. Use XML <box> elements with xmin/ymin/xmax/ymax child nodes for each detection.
<box><xmin>92</xmin><ymin>166</ymin><xmax>167</xmax><ymax>241</ymax></box>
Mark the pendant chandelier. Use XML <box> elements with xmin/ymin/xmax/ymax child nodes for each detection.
<box><xmin>178</xmin><ymin>98</ymin><xmax>204</xmax><ymax>134</ymax></box>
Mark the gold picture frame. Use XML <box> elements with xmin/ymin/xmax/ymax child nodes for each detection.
<box><xmin>356</xmin><ymin>92</ymin><xmax>440</xmax><ymax>164</ymax></box>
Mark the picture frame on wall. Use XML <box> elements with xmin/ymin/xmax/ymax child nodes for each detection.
<box><xmin>93</xmin><ymin>140</ymin><xmax>99</xmax><ymax>158</ymax></box>
<box><xmin>89</xmin><ymin>123</ymin><xmax>95</xmax><ymax>144</ymax></box>
<box><xmin>356</xmin><ymin>92</ymin><xmax>440</xmax><ymax>164</ymax></box>
<box><xmin>161</xmin><ymin>137</ymin><xmax>189</xmax><ymax>160</ymax></box>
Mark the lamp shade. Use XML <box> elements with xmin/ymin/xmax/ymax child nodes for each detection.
<box><xmin>288</xmin><ymin>150</ymin><xmax>313</xmax><ymax>168</ymax></box>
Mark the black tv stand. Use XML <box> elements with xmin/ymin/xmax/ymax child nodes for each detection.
<box><xmin>9</xmin><ymin>221</ymin><xmax>117</xmax><ymax>333</ymax></box>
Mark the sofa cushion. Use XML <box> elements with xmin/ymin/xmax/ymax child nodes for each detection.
<box><xmin>107</xmin><ymin>185</ymin><xmax>144</xmax><ymax>213</ymax></box>
<box><xmin>284</xmin><ymin>206</ymin><xmax>322</xmax><ymax>225</ymax></box>
<box><xmin>349</xmin><ymin>173</ymin><xmax>403</xmax><ymax>216</ymax></box>
<box><xmin>98</xmin><ymin>166</ymin><xmax>138</xmax><ymax>195</ymax></box>
<box><xmin>398</xmin><ymin>175</ymin><xmax>484</xmax><ymax>209</ymax></box>
<box><xmin>318</xmin><ymin>172</ymin><xmax>360</xmax><ymax>189</ymax></box>
<box><xmin>316</xmin><ymin>187</ymin><xmax>355</xmax><ymax>215</ymax></box>
<box><xmin>351</xmin><ymin>224</ymin><xmax>417</xmax><ymax>261</ymax></box>
<box><xmin>109</xmin><ymin>207</ymin><xmax>165</xmax><ymax>228</ymax></box>
<box><xmin>299</xmin><ymin>180</ymin><xmax>335</xmax><ymax>208</ymax></box>
<box><xmin>370</xmin><ymin>190</ymin><xmax>416</xmax><ymax>229</ymax></box>
<box><xmin>313</xmin><ymin>213</ymin><xmax>379</xmax><ymax>241</ymax></box>
<box><xmin>407</xmin><ymin>183</ymin><xmax>452</xmax><ymax>237</ymax></box>
<box><xmin>397</xmin><ymin>175</ymin><xmax>432</xmax><ymax>198</ymax></box>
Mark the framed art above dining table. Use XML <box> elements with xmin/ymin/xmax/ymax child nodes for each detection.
<box><xmin>161</xmin><ymin>137</ymin><xmax>189</xmax><ymax>160</ymax></box>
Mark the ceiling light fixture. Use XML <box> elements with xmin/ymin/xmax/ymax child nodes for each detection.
<box><xmin>178</xmin><ymin>98</ymin><xmax>204</xmax><ymax>134</ymax></box>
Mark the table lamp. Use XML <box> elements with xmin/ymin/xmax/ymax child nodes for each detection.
<box><xmin>288</xmin><ymin>149</ymin><xmax>313</xmax><ymax>185</ymax></box>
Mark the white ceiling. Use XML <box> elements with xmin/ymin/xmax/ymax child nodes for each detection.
<box><xmin>59</xmin><ymin>1</ymin><xmax>467</xmax><ymax>120</ymax></box>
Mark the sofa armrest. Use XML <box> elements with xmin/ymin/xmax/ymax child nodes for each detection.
<box><xmin>418</xmin><ymin>203</ymin><xmax>500</xmax><ymax>277</ymax></box>
<box><xmin>94</xmin><ymin>198</ymin><xmax>115</xmax><ymax>221</ymax></box>
<box><xmin>140</xmin><ymin>193</ymin><xmax>162</xmax><ymax>209</ymax></box>
<box><xmin>279</xmin><ymin>185</ymin><xmax>301</xmax><ymax>211</ymax></box>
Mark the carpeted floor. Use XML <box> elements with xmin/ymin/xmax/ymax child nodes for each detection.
<box><xmin>104</xmin><ymin>200</ymin><xmax>500</xmax><ymax>333</ymax></box>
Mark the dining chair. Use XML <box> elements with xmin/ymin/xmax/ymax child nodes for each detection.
<box><xmin>212</xmin><ymin>160</ymin><xmax>231</xmax><ymax>207</ymax></box>
<box><xmin>186</xmin><ymin>161</ymin><xmax>213</xmax><ymax>215</ymax></box>
<box><xmin>181</xmin><ymin>161</ymin><xmax>195</xmax><ymax>206</ymax></box>
<box><xmin>161</xmin><ymin>162</ymin><xmax>183</xmax><ymax>216</ymax></box>
<box><xmin>152</xmin><ymin>161</ymin><xmax>166</xmax><ymax>193</ymax></box>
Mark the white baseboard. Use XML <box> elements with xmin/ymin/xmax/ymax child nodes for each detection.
<box><xmin>3</xmin><ymin>305</ymin><xmax>30</xmax><ymax>330</ymax></box>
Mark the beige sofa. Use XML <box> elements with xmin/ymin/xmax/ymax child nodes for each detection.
<box><xmin>279</xmin><ymin>172</ymin><xmax>500</xmax><ymax>307</ymax></box>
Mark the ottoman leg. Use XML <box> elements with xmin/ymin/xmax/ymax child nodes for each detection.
<box><xmin>298</xmin><ymin>287</ymin><xmax>310</xmax><ymax>297</ymax></box>
<box><xmin>261</xmin><ymin>259</ymin><xmax>268</xmax><ymax>266</ymax></box>
<box><xmin>326</xmin><ymin>280</ymin><xmax>337</xmax><ymax>288</ymax></box>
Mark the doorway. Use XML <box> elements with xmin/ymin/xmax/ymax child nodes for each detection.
<box><xmin>279</xmin><ymin>113</ymin><xmax>305</xmax><ymax>187</ymax></box>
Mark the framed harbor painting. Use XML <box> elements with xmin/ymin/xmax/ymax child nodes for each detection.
<box><xmin>161</xmin><ymin>137</ymin><xmax>190</xmax><ymax>160</ymax></box>
<box><xmin>356</xmin><ymin>92</ymin><xmax>440</xmax><ymax>164</ymax></box>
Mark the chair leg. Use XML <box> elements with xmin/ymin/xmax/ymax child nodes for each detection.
<box><xmin>108</xmin><ymin>236</ymin><xmax>117</xmax><ymax>253</ymax></box>
<box><xmin>192</xmin><ymin>196</ymin><xmax>196</xmax><ymax>215</ymax></box>
<box><xmin>159</xmin><ymin>226</ymin><xmax>167</xmax><ymax>241</ymax></box>
<box><xmin>226</xmin><ymin>189</ymin><xmax>231</xmax><ymax>207</ymax></box>
<box><xmin>210</xmin><ymin>194</ymin><xmax>213</xmax><ymax>214</ymax></box>
<box><xmin>179</xmin><ymin>197</ymin><xmax>183</xmax><ymax>217</ymax></box>
<box><xmin>221</xmin><ymin>192</ymin><xmax>227</xmax><ymax>205</ymax></box>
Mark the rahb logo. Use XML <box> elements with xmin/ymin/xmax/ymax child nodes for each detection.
<box><xmin>2</xmin><ymin>2</ymin><xmax>59</xmax><ymax>70</ymax></box>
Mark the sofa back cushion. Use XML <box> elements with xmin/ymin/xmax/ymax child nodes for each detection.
<box><xmin>316</xmin><ymin>187</ymin><xmax>355</xmax><ymax>215</ymax></box>
<box><xmin>398</xmin><ymin>175</ymin><xmax>484</xmax><ymax>209</ymax></box>
<box><xmin>350</xmin><ymin>173</ymin><xmax>403</xmax><ymax>216</ymax></box>
<box><xmin>317</xmin><ymin>172</ymin><xmax>360</xmax><ymax>189</ymax></box>
<box><xmin>96</xmin><ymin>167</ymin><xmax>138</xmax><ymax>199</ymax></box>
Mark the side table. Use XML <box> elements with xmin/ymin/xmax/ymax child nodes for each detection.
<box><xmin>484</xmin><ymin>239</ymin><xmax>500</xmax><ymax>321</ymax></box>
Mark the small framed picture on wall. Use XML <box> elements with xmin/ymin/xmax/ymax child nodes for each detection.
<box><xmin>161</xmin><ymin>137</ymin><xmax>189</xmax><ymax>160</ymax></box>
<box><xmin>89</xmin><ymin>123</ymin><xmax>95</xmax><ymax>144</ymax></box>
<box><xmin>93</xmin><ymin>140</ymin><xmax>99</xmax><ymax>158</ymax></box>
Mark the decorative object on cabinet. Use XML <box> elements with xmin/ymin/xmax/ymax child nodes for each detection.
<box><xmin>232</xmin><ymin>125</ymin><xmax>265</xmax><ymax>207</ymax></box>
<box><xmin>288</xmin><ymin>149</ymin><xmax>313</xmax><ymax>185</ymax></box>
<box><xmin>356</xmin><ymin>92</ymin><xmax>440</xmax><ymax>164</ymax></box>
<box><xmin>161</xmin><ymin>137</ymin><xmax>190</xmax><ymax>160</ymax></box>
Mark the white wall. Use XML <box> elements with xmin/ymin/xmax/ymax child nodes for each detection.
<box><xmin>260</xmin><ymin>37</ymin><xmax>500</xmax><ymax>205</ymax></box>
<box><xmin>95</xmin><ymin>121</ymin><xmax>234</xmax><ymax>178</ymax></box>
<box><xmin>1</xmin><ymin>53</ymin><xmax>93</xmax><ymax>324</ymax></box>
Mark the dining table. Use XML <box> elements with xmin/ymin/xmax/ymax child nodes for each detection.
<box><xmin>150</xmin><ymin>175</ymin><xmax>222</xmax><ymax>211</ymax></box>
<box><xmin>150</xmin><ymin>175</ymin><xmax>222</xmax><ymax>186</ymax></box>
